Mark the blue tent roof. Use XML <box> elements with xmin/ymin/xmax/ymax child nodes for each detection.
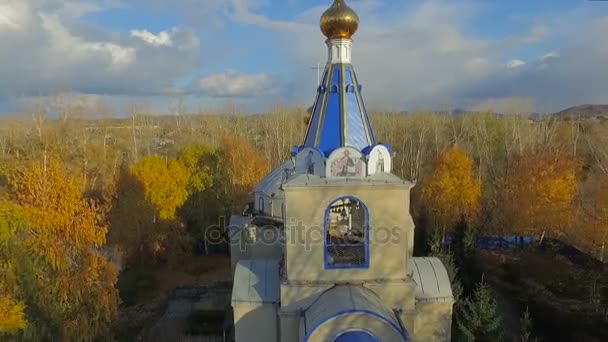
<box><xmin>303</xmin><ymin>63</ymin><xmax>376</xmax><ymax>156</ymax></box>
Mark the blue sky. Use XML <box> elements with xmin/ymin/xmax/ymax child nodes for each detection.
<box><xmin>1</xmin><ymin>0</ymin><xmax>608</xmax><ymax>114</ymax></box>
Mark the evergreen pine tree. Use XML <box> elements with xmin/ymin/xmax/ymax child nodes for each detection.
<box><xmin>520</xmin><ymin>306</ymin><xmax>536</xmax><ymax>342</ymax></box>
<box><xmin>457</xmin><ymin>281</ymin><xmax>502</xmax><ymax>342</ymax></box>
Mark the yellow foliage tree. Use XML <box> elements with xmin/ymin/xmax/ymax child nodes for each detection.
<box><xmin>422</xmin><ymin>147</ymin><xmax>482</xmax><ymax>233</ymax></box>
<box><xmin>7</xmin><ymin>161</ymin><xmax>118</xmax><ymax>341</ymax></box>
<box><xmin>108</xmin><ymin>158</ymin><xmax>192</xmax><ymax>266</ymax></box>
<box><xmin>131</xmin><ymin>156</ymin><xmax>190</xmax><ymax>220</ymax></box>
<box><xmin>500</xmin><ymin>150</ymin><xmax>580</xmax><ymax>242</ymax></box>
<box><xmin>178</xmin><ymin>144</ymin><xmax>217</xmax><ymax>192</ymax></box>
<box><xmin>0</xmin><ymin>204</ymin><xmax>27</xmax><ymax>334</ymax></box>
<box><xmin>0</xmin><ymin>295</ymin><xmax>26</xmax><ymax>332</ymax></box>
<box><xmin>177</xmin><ymin>145</ymin><xmax>224</xmax><ymax>242</ymax></box>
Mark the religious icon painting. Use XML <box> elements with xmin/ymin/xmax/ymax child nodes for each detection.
<box><xmin>327</xmin><ymin>147</ymin><xmax>365</xmax><ymax>177</ymax></box>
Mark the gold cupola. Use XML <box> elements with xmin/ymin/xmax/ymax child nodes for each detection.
<box><xmin>320</xmin><ymin>0</ymin><xmax>359</xmax><ymax>40</ymax></box>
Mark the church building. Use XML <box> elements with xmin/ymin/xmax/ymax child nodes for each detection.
<box><xmin>229</xmin><ymin>1</ymin><xmax>454</xmax><ymax>341</ymax></box>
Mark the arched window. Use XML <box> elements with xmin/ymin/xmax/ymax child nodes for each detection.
<box><xmin>259</xmin><ymin>197</ymin><xmax>264</xmax><ymax>214</ymax></box>
<box><xmin>325</xmin><ymin>196</ymin><xmax>369</xmax><ymax>269</ymax></box>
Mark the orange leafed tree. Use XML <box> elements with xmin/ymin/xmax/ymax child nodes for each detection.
<box><xmin>221</xmin><ymin>136</ymin><xmax>270</xmax><ymax>211</ymax></box>
<box><xmin>422</xmin><ymin>147</ymin><xmax>482</xmax><ymax>232</ymax></box>
<box><xmin>500</xmin><ymin>149</ymin><xmax>580</xmax><ymax>242</ymax></box>
<box><xmin>222</xmin><ymin>136</ymin><xmax>270</xmax><ymax>188</ymax></box>
<box><xmin>131</xmin><ymin>156</ymin><xmax>190</xmax><ymax>220</ymax></box>
<box><xmin>8</xmin><ymin>161</ymin><xmax>118</xmax><ymax>340</ymax></box>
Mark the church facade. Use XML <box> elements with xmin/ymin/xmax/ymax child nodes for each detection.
<box><xmin>229</xmin><ymin>1</ymin><xmax>454</xmax><ymax>341</ymax></box>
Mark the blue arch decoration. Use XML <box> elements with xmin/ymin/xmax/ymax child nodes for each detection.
<box><xmin>324</xmin><ymin>195</ymin><xmax>370</xmax><ymax>269</ymax></box>
<box><xmin>304</xmin><ymin>309</ymin><xmax>410</xmax><ymax>342</ymax></box>
<box><xmin>334</xmin><ymin>330</ymin><xmax>379</xmax><ymax>342</ymax></box>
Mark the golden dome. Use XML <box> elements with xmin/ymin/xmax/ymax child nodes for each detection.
<box><xmin>320</xmin><ymin>0</ymin><xmax>359</xmax><ymax>40</ymax></box>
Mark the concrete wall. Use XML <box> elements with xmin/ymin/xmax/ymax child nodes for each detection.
<box><xmin>412</xmin><ymin>301</ymin><xmax>454</xmax><ymax>342</ymax></box>
<box><xmin>283</xmin><ymin>184</ymin><xmax>414</xmax><ymax>283</ymax></box>
<box><xmin>233</xmin><ymin>303</ymin><xmax>278</xmax><ymax>342</ymax></box>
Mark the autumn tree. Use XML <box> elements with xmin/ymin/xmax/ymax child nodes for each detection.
<box><xmin>0</xmin><ymin>206</ymin><xmax>27</xmax><ymax>335</ymax></box>
<box><xmin>422</xmin><ymin>147</ymin><xmax>482</xmax><ymax>235</ymax></box>
<box><xmin>500</xmin><ymin>149</ymin><xmax>580</xmax><ymax>242</ymax></box>
<box><xmin>130</xmin><ymin>156</ymin><xmax>190</xmax><ymax>221</ymax></box>
<box><xmin>221</xmin><ymin>136</ymin><xmax>270</xmax><ymax>212</ymax></box>
<box><xmin>3</xmin><ymin>161</ymin><xmax>118</xmax><ymax>341</ymax></box>
<box><xmin>0</xmin><ymin>295</ymin><xmax>26</xmax><ymax>333</ymax></box>
<box><xmin>177</xmin><ymin>145</ymin><xmax>224</xmax><ymax>246</ymax></box>
<box><xmin>178</xmin><ymin>144</ymin><xmax>217</xmax><ymax>193</ymax></box>
<box><xmin>107</xmin><ymin>164</ymin><xmax>158</xmax><ymax>265</ymax></box>
<box><xmin>108</xmin><ymin>157</ymin><xmax>191</xmax><ymax>265</ymax></box>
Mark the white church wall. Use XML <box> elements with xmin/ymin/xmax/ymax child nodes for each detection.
<box><xmin>232</xmin><ymin>260</ymin><xmax>280</xmax><ymax>342</ymax></box>
<box><xmin>283</xmin><ymin>184</ymin><xmax>414</xmax><ymax>283</ymax></box>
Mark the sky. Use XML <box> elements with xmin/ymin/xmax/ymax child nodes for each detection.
<box><xmin>1</xmin><ymin>0</ymin><xmax>608</xmax><ymax>115</ymax></box>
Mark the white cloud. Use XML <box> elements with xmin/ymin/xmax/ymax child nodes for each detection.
<box><xmin>2</xmin><ymin>0</ymin><xmax>608</xmax><ymax>113</ymax></box>
<box><xmin>541</xmin><ymin>50</ymin><xmax>560</xmax><ymax>61</ymax></box>
<box><xmin>131</xmin><ymin>29</ymin><xmax>173</xmax><ymax>47</ymax></box>
<box><xmin>0</xmin><ymin>1</ymin><xmax>29</xmax><ymax>30</ymax></box>
<box><xmin>192</xmin><ymin>70</ymin><xmax>280</xmax><ymax>97</ymax></box>
<box><xmin>506</xmin><ymin>59</ymin><xmax>526</xmax><ymax>69</ymax></box>
<box><xmin>0</xmin><ymin>0</ymin><xmax>201</xmax><ymax>99</ymax></box>
<box><xmin>463</xmin><ymin>16</ymin><xmax>608</xmax><ymax>110</ymax></box>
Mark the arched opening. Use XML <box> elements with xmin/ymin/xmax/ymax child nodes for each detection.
<box><xmin>334</xmin><ymin>331</ymin><xmax>379</xmax><ymax>342</ymax></box>
<box><xmin>325</xmin><ymin>196</ymin><xmax>369</xmax><ymax>269</ymax></box>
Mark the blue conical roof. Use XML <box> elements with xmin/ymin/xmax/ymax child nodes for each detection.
<box><xmin>303</xmin><ymin>63</ymin><xmax>375</xmax><ymax>156</ymax></box>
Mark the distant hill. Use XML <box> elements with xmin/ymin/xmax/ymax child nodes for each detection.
<box><xmin>553</xmin><ymin>104</ymin><xmax>608</xmax><ymax>118</ymax></box>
